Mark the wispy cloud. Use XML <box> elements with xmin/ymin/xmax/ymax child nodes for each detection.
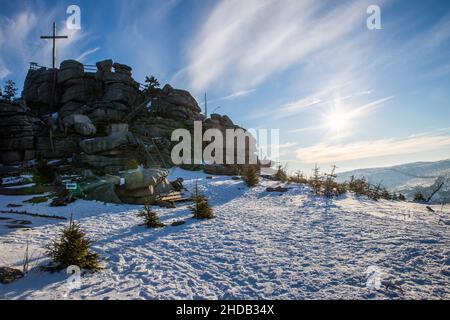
<box><xmin>182</xmin><ymin>0</ymin><xmax>372</xmax><ymax>93</ymax></box>
<box><xmin>0</xmin><ymin>11</ymin><xmax>38</xmax><ymax>79</ymax></box>
<box><xmin>0</xmin><ymin>65</ymin><xmax>10</xmax><ymax>79</ymax></box>
<box><xmin>0</xmin><ymin>5</ymin><xmax>90</xmax><ymax>83</ymax></box>
<box><xmin>219</xmin><ymin>89</ymin><xmax>256</xmax><ymax>101</ymax></box>
<box><xmin>76</xmin><ymin>47</ymin><xmax>100</xmax><ymax>62</ymax></box>
<box><xmin>290</xmin><ymin>125</ymin><xmax>324</xmax><ymax>134</ymax></box>
<box><xmin>347</xmin><ymin>96</ymin><xmax>394</xmax><ymax>118</ymax></box>
<box><xmin>296</xmin><ymin>131</ymin><xmax>450</xmax><ymax>164</ymax></box>
<box><xmin>423</xmin><ymin>13</ymin><xmax>450</xmax><ymax>49</ymax></box>
<box><xmin>199</xmin><ymin>88</ymin><xmax>256</xmax><ymax>106</ymax></box>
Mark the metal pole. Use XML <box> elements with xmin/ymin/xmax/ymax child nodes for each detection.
<box><xmin>52</xmin><ymin>22</ymin><xmax>56</xmax><ymax>69</ymax></box>
<box><xmin>204</xmin><ymin>92</ymin><xmax>208</xmax><ymax>118</ymax></box>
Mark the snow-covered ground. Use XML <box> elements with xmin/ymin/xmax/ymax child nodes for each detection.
<box><xmin>0</xmin><ymin>168</ymin><xmax>449</xmax><ymax>300</ymax></box>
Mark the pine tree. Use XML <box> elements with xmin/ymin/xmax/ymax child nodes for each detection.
<box><xmin>290</xmin><ymin>170</ymin><xmax>307</xmax><ymax>184</ymax></box>
<box><xmin>47</xmin><ymin>218</ymin><xmax>100</xmax><ymax>270</ymax></box>
<box><xmin>381</xmin><ymin>187</ymin><xmax>392</xmax><ymax>200</ymax></box>
<box><xmin>309</xmin><ymin>165</ymin><xmax>322</xmax><ymax>195</ymax></box>
<box><xmin>144</xmin><ymin>75</ymin><xmax>160</xmax><ymax>91</ymax></box>
<box><xmin>348</xmin><ymin>176</ymin><xmax>368</xmax><ymax>196</ymax></box>
<box><xmin>34</xmin><ymin>158</ymin><xmax>57</xmax><ymax>184</ymax></box>
<box><xmin>274</xmin><ymin>165</ymin><xmax>288</xmax><ymax>182</ymax></box>
<box><xmin>190</xmin><ymin>182</ymin><xmax>214</xmax><ymax>219</ymax></box>
<box><xmin>398</xmin><ymin>193</ymin><xmax>406</xmax><ymax>201</ymax></box>
<box><xmin>414</xmin><ymin>192</ymin><xmax>426</xmax><ymax>202</ymax></box>
<box><xmin>138</xmin><ymin>204</ymin><xmax>165</xmax><ymax>228</ymax></box>
<box><xmin>323</xmin><ymin>165</ymin><xmax>339</xmax><ymax>197</ymax></box>
<box><xmin>3</xmin><ymin>80</ymin><xmax>17</xmax><ymax>102</ymax></box>
<box><xmin>242</xmin><ymin>166</ymin><xmax>259</xmax><ymax>187</ymax></box>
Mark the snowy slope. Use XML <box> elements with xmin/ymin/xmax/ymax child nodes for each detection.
<box><xmin>0</xmin><ymin>169</ymin><xmax>449</xmax><ymax>300</ymax></box>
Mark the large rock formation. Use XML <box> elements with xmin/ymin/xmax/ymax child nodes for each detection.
<box><xmin>0</xmin><ymin>100</ymin><xmax>36</xmax><ymax>163</ymax></box>
<box><xmin>0</xmin><ymin>58</ymin><xmax>260</xmax><ymax>202</ymax></box>
<box><xmin>23</xmin><ymin>68</ymin><xmax>60</xmax><ymax>114</ymax></box>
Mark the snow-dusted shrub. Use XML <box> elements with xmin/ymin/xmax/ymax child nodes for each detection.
<box><xmin>138</xmin><ymin>204</ymin><xmax>165</xmax><ymax>228</ymax></box>
<box><xmin>322</xmin><ymin>166</ymin><xmax>347</xmax><ymax>197</ymax></box>
<box><xmin>347</xmin><ymin>176</ymin><xmax>368</xmax><ymax>196</ymax></box>
<box><xmin>274</xmin><ymin>165</ymin><xmax>288</xmax><ymax>182</ymax></box>
<box><xmin>47</xmin><ymin>219</ymin><xmax>100</xmax><ymax>270</ymax></box>
<box><xmin>34</xmin><ymin>158</ymin><xmax>58</xmax><ymax>185</ymax></box>
<box><xmin>243</xmin><ymin>166</ymin><xmax>259</xmax><ymax>187</ymax></box>
<box><xmin>190</xmin><ymin>182</ymin><xmax>214</xmax><ymax>219</ymax></box>
<box><xmin>308</xmin><ymin>165</ymin><xmax>323</xmax><ymax>195</ymax></box>
<box><xmin>414</xmin><ymin>192</ymin><xmax>426</xmax><ymax>202</ymax></box>
<box><xmin>289</xmin><ymin>171</ymin><xmax>308</xmax><ymax>184</ymax></box>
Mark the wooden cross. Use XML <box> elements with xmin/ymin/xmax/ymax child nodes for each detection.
<box><xmin>40</xmin><ymin>22</ymin><xmax>68</xmax><ymax>69</ymax></box>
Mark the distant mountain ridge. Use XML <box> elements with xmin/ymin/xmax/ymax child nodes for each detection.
<box><xmin>337</xmin><ymin>159</ymin><xmax>450</xmax><ymax>202</ymax></box>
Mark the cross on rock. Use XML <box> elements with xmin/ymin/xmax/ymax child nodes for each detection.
<box><xmin>40</xmin><ymin>22</ymin><xmax>68</xmax><ymax>69</ymax></box>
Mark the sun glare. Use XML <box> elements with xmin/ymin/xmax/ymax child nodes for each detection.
<box><xmin>327</xmin><ymin>112</ymin><xmax>349</xmax><ymax>131</ymax></box>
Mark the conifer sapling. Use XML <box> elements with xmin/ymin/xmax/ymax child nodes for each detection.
<box><xmin>138</xmin><ymin>204</ymin><xmax>165</xmax><ymax>228</ymax></box>
<box><xmin>243</xmin><ymin>166</ymin><xmax>259</xmax><ymax>187</ymax></box>
<box><xmin>190</xmin><ymin>182</ymin><xmax>214</xmax><ymax>219</ymax></box>
<box><xmin>47</xmin><ymin>218</ymin><xmax>100</xmax><ymax>270</ymax></box>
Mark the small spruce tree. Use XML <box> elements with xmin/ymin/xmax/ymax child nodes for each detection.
<box><xmin>47</xmin><ymin>218</ymin><xmax>100</xmax><ymax>270</ymax></box>
<box><xmin>242</xmin><ymin>166</ymin><xmax>259</xmax><ymax>187</ymax></box>
<box><xmin>290</xmin><ymin>170</ymin><xmax>307</xmax><ymax>184</ymax></box>
<box><xmin>190</xmin><ymin>182</ymin><xmax>214</xmax><ymax>219</ymax></box>
<box><xmin>144</xmin><ymin>75</ymin><xmax>160</xmax><ymax>94</ymax></box>
<box><xmin>138</xmin><ymin>204</ymin><xmax>165</xmax><ymax>228</ymax></box>
<box><xmin>398</xmin><ymin>193</ymin><xmax>406</xmax><ymax>201</ymax></box>
<box><xmin>309</xmin><ymin>165</ymin><xmax>322</xmax><ymax>195</ymax></box>
<box><xmin>323</xmin><ymin>165</ymin><xmax>339</xmax><ymax>197</ymax></box>
<box><xmin>3</xmin><ymin>80</ymin><xmax>17</xmax><ymax>102</ymax></box>
<box><xmin>34</xmin><ymin>158</ymin><xmax>58</xmax><ymax>184</ymax></box>
<box><xmin>274</xmin><ymin>165</ymin><xmax>288</xmax><ymax>182</ymax></box>
<box><xmin>414</xmin><ymin>192</ymin><xmax>426</xmax><ymax>202</ymax></box>
<box><xmin>348</xmin><ymin>176</ymin><xmax>368</xmax><ymax>196</ymax></box>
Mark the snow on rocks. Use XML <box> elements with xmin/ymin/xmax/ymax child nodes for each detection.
<box><xmin>0</xmin><ymin>169</ymin><xmax>448</xmax><ymax>299</ymax></box>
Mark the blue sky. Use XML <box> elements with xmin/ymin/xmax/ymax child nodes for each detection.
<box><xmin>1</xmin><ymin>0</ymin><xmax>450</xmax><ymax>173</ymax></box>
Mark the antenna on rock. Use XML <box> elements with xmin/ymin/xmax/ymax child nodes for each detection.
<box><xmin>204</xmin><ymin>92</ymin><xmax>208</xmax><ymax>118</ymax></box>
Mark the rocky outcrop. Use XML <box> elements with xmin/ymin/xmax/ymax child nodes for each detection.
<box><xmin>205</xmin><ymin>113</ymin><xmax>236</xmax><ymax>129</ymax></box>
<box><xmin>1</xmin><ymin>58</ymin><xmax>260</xmax><ymax>198</ymax></box>
<box><xmin>83</xmin><ymin>168</ymin><xmax>173</xmax><ymax>204</ymax></box>
<box><xmin>153</xmin><ymin>84</ymin><xmax>203</xmax><ymax>121</ymax></box>
<box><xmin>23</xmin><ymin>68</ymin><xmax>60</xmax><ymax>114</ymax></box>
<box><xmin>115</xmin><ymin>168</ymin><xmax>173</xmax><ymax>204</ymax></box>
<box><xmin>62</xmin><ymin>114</ymin><xmax>96</xmax><ymax>136</ymax></box>
<box><xmin>203</xmin><ymin>113</ymin><xmax>258</xmax><ymax>171</ymax></box>
<box><xmin>0</xmin><ymin>266</ymin><xmax>24</xmax><ymax>284</ymax></box>
<box><xmin>89</xmin><ymin>61</ymin><xmax>144</xmax><ymax>127</ymax></box>
<box><xmin>0</xmin><ymin>100</ymin><xmax>36</xmax><ymax>164</ymax></box>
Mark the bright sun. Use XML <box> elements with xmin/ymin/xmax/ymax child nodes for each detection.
<box><xmin>327</xmin><ymin>112</ymin><xmax>349</xmax><ymax>131</ymax></box>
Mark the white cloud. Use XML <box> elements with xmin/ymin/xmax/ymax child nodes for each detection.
<box><xmin>0</xmin><ymin>65</ymin><xmax>11</xmax><ymax>80</ymax></box>
<box><xmin>220</xmin><ymin>89</ymin><xmax>256</xmax><ymax>100</ymax></box>
<box><xmin>296</xmin><ymin>132</ymin><xmax>450</xmax><ymax>164</ymax></box>
<box><xmin>182</xmin><ymin>0</ymin><xmax>374</xmax><ymax>93</ymax></box>
<box><xmin>0</xmin><ymin>11</ymin><xmax>38</xmax><ymax>77</ymax></box>
<box><xmin>0</xmin><ymin>6</ymin><xmax>91</xmax><ymax>84</ymax></box>
<box><xmin>423</xmin><ymin>13</ymin><xmax>450</xmax><ymax>48</ymax></box>
<box><xmin>76</xmin><ymin>47</ymin><xmax>100</xmax><ymax>62</ymax></box>
<box><xmin>200</xmin><ymin>88</ymin><xmax>256</xmax><ymax>106</ymax></box>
